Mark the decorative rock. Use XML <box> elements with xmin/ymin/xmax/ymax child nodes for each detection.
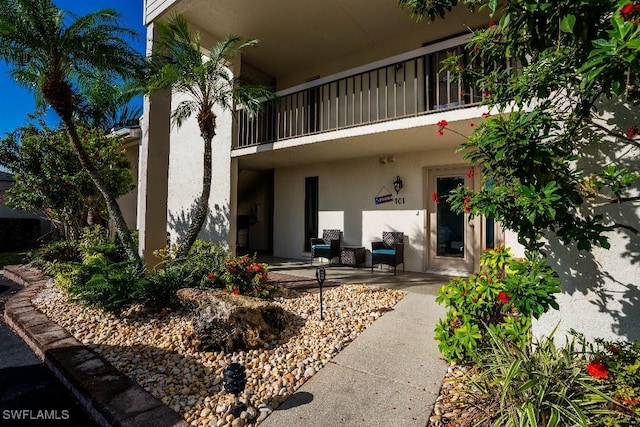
<box><xmin>31</xmin><ymin>282</ymin><xmax>405</xmax><ymax>427</ymax></box>
<box><xmin>177</xmin><ymin>288</ymin><xmax>291</xmax><ymax>351</ymax></box>
<box><xmin>303</xmin><ymin>366</ymin><xmax>316</xmax><ymax>378</ymax></box>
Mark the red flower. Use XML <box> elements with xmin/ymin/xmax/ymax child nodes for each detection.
<box><xmin>463</xmin><ymin>197</ymin><xmax>471</xmax><ymax>212</ymax></box>
<box><xmin>622</xmin><ymin>3</ymin><xmax>634</xmax><ymax>14</ymax></box>
<box><xmin>466</xmin><ymin>169</ymin><xmax>474</xmax><ymax>179</ymax></box>
<box><xmin>488</xmin><ymin>21</ymin><xmax>495</xmax><ymax>27</ymax></box>
<box><xmin>482</xmin><ymin>89</ymin><xmax>491</xmax><ymax>97</ymax></box>
<box><xmin>482</xmin><ymin>112</ymin><xmax>491</xmax><ymax>118</ymax></box>
<box><xmin>437</xmin><ymin>119</ymin><xmax>449</xmax><ymax>127</ymax></box>
<box><xmin>470</xmin><ymin>122</ymin><xmax>475</xmax><ymax>128</ymax></box>
<box><xmin>431</xmin><ymin>191</ymin><xmax>439</xmax><ymax>204</ymax></box>
<box><xmin>437</xmin><ymin>130</ymin><xmax>444</xmax><ymax>136</ymax></box>
<box><xmin>232</xmin><ymin>288</ymin><xmax>241</xmax><ymax>295</ymax></box>
<box><xmin>586</xmin><ymin>361</ymin><xmax>609</xmax><ymax>379</ymax></box>
<box><xmin>254</xmin><ymin>263</ymin><xmax>263</xmax><ymax>272</ymax></box>
<box><xmin>206</xmin><ymin>272</ymin><xmax>215</xmax><ymax>280</ymax></box>
<box><xmin>243</xmin><ymin>255</ymin><xmax>250</xmax><ymax>263</ymax></box>
<box><xmin>497</xmin><ymin>291</ymin><xmax>510</xmax><ymax>304</ymax></box>
<box><xmin>627</xmin><ymin>125</ymin><xmax>639</xmax><ymax>138</ymax></box>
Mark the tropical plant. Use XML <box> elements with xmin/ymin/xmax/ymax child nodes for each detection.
<box><xmin>580</xmin><ymin>335</ymin><xmax>640</xmax><ymax>426</ymax></box>
<box><xmin>208</xmin><ymin>253</ymin><xmax>272</xmax><ymax>299</ymax></box>
<box><xmin>0</xmin><ymin>0</ymin><xmax>145</xmax><ymax>266</ymax></box>
<box><xmin>401</xmin><ymin>0</ymin><xmax>640</xmax><ymax>253</ymax></box>
<box><xmin>77</xmin><ymin>72</ymin><xmax>143</xmax><ymax>132</ymax></box>
<box><xmin>147</xmin><ymin>14</ymin><xmax>274</xmax><ymax>257</ymax></box>
<box><xmin>63</xmin><ymin>254</ymin><xmax>146</xmax><ymax>313</ymax></box>
<box><xmin>144</xmin><ymin>239</ymin><xmax>230</xmax><ymax>309</ymax></box>
<box><xmin>434</xmin><ymin>246</ymin><xmax>561</xmax><ymax>362</ymax></box>
<box><xmin>0</xmin><ymin>125</ymin><xmax>134</xmax><ymax>240</ymax></box>
<box><xmin>465</xmin><ymin>328</ymin><xmax>614</xmax><ymax>427</ymax></box>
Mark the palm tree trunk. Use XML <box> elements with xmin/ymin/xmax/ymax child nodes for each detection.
<box><xmin>176</xmin><ymin>135</ymin><xmax>213</xmax><ymax>258</ymax></box>
<box><xmin>62</xmin><ymin>120</ymin><xmax>142</xmax><ymax>269</ymax></box>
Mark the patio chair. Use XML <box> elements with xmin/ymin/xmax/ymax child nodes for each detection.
<box><xmin>310</xmin><ymin>229</ymin><xmax>342</xmax><ymax>265</ymax></box>
<box><xmin>371</xmin><ymin>231</ymin><xmax>404</xmax><ymax>274</ymax></box>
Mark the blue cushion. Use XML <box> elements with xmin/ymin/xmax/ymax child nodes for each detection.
<box><xmin>312</xmin><ymin>244</ymin><xmax>330</xmax><ymax>250</ymax></box>
<box><xmin>372</xmin><ymin>249</ymin><xmax>395</xmax><ymax>256</ymax></box>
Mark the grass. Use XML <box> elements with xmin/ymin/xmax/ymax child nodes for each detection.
<box><xmin>0</xmin><ymin>251</ymin><xmax>27</xmax><ymax>269</ymax></box>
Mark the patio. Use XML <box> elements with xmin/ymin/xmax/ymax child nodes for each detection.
<box><xmin>258</xmin><ymin>255</ymin><xmax>451</xmax><ymax>296</ymax></box>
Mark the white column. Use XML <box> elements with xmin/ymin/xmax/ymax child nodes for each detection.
<box><xmin>138</xmin><ymin>23</ymin><xmax>171</xmax><ymax>268</ymax></box>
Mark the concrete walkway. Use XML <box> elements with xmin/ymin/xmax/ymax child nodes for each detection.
<box><xmin>261</xmin><ymin>262</ymin><xmax>448</xmax><ymax>427</ymax></box>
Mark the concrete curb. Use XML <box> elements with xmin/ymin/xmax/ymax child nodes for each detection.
<box><xmin>2</xmin><ymin>265</ymin><xmax>189</xmax><ymax>427</ymax></box>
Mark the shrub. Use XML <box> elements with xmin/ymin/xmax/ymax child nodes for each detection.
<box><xmin>145</xmin><ymin>242</ymin><xmax>274</xmax><ymax>310</ymax></box>
<box><xmin>27</xmin><ymin>240</ymin><xmax>81</xmax><ymax>266</ymax></box>
<box><xmin>144</xmin><ymin>240</ymin><xmax>229</xmax><ymax>309</ymax></box>
<box><xmin>434</xmin><ymin>246</ymin><xmax>561</xmax><ymax>363</ymax></box>
<box><xmin>205</xmin><ymin>253</ymin><xmax>273</xmax><ymax>299</ymax></box>
<box><xmin>581</xmin><ymin>336</ymin><xmax>640</xmax><ymax>427</ymax></box>
<box><xmin>65</xmin><ymin>254</ymin><xmax>145</xmax><ymax>313</ymax></box>
<box><xmin>465</xmin><ymin>328</ymin><xmax>613</xmax><ymax>427</ymax></box>
<box><xmin>78</xmin><ymin>225</ymin><xmax>126</xmax><ymax>262</ymax></box>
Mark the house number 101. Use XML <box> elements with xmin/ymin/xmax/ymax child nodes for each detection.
<box><xmin>395</xmin><ymin>197</ymin><xmax>405</xmax><ymax>205</ymax></box>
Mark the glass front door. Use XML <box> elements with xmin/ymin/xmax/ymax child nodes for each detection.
<box><xmin>428</xmin><ymin>168</ymin><xmax>475</xmax><ymax>272</ymax></box>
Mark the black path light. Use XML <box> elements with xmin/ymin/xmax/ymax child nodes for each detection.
<box><xmin>223</xmin><ymin>362</ymin><xmax>247</xmax><ymax>417</ymax></box>
<box><xmin>316</xmin><ymin>267</ymin><xmax>326</xmax><ymax>320</ymax></box>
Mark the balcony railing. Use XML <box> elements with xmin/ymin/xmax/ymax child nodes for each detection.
<box><xmin>235</xmin><ymin>37</ymin><xmax>487</xmax><ymax>148</ymax></box>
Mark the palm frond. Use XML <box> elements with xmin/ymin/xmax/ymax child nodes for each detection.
<box><xmin>171</xmin><ymin>100</ymin><xmax>199</xmax><ymax>129</ymax></box>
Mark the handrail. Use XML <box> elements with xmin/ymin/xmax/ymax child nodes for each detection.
<box><xmin>236</xmin><ymin>38</ymin><xmax>484</xmax><ymax>148</ymax></box>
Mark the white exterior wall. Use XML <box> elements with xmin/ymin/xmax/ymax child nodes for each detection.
<box><xmin>166</xmin><ymin>91</ymin><xmax>233</xmax><ymax>247</ymax></box>
<box><xmin>273</xmin><ymin>149</ymin><xmax>466</xmax><ymax>271</ymax></box>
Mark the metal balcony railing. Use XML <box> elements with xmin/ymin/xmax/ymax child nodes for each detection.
<box><xmin>235</xmin><ymin>38</ymin><xmax>489</xmax><ymax>148</ymax></box>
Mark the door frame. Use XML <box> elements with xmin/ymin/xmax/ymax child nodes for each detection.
<box><xmin>424</xmin><ymin>165</ymin><xmax>478</xmax><ymax>273</ymax></box>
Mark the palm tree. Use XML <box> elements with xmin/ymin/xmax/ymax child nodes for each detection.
<box><xmin>0</xmin><ymin>0</ymin><xmax>144</xmax><ymax>266</ymax></box>
<box><xmin>148</xmin><ymin>14</ymin><xmax>273</xmax><ymax>258</ymax></box>
<box><xmin>78</xmin><ymin>73</ymin><xmax>143</xmax><ymax>132</ymax></box>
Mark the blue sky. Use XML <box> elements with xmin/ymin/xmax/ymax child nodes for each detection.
<box><xmin>0</xmin><ymin>0</ymin><xmax>146</xmax><ymax>137</ymax></box>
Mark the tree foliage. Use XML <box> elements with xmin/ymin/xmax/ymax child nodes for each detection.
<box><xmin>0</xmin><ymin>125</ymin><xmax>134</xmax><ymax>240</ymax></box>
<box><xmin>0</xmin><ymin>0</ymin><xmax>145</xmax><ymax>266</ymax></box>
<box><xmin>403</xmin><ymin>0</ymin><xmax>640</xmax><ymax>251</ymax></box>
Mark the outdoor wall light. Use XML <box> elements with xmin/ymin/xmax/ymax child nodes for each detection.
<box><xmin>223</xmin><ymin>362</ymin><xmax>247</xmax><ymax>417</ymax></box>
<box><xmin>393</xmin><ymin>176</ymin><xmax>403</xmax><ymax>194</ymax></box>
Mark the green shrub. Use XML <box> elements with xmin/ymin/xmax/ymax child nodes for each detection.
<box><xmin>27</xmin><ymin>240</ymin><xmax>81</xmax><ymax>266</ymax></box>
<box><xmin>206</xmin><ymin>253</ymin><xmax>273</xmax><ymax>299</ymax></box>
<box><xmin>465</xmin><ymin>328</ymin><xmax>613</xmax><ymax>427</ymax></box>
<box><xmin>78</xmin><ymin>225</ymin><xmax>124</xmax><ymax>262</ymax></box>
<box><xmin>581</xmin><ymin>336</ymin><xmax>640</xmax><ymax>427</ymax></box>
<box><xmin>144</xmin><ymin>240</ymin><xmax>229</xmax><ymax>309</ymax></box>
<box><xmin>43</xmin><ymin>260</ymin><xmax>86</xmax><ymax>290</ymax></box>
<box><xmin>144</xmin><ymin>241</ymin><xmax>273</xmax><ymax>310</ymax></box>
<box><xmin>434</xmin><ymin>246</ymin><xmax>561</xmax><ymax>363</ymax></box>
<box><xmin>65</xmin><ymin>254</ymin><xmax>145</xmax><ymax>313</ymax></box>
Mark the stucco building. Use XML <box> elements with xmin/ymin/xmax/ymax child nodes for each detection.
<box><xmin>139</xmin><ymin>0</ymin><xmax>639</xmax><ymax>341</ymax></box>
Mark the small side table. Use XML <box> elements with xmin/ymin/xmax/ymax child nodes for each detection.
<box><xmin>340</xmin><ymin>246</ymin><xmax>366</xmax><ymax>267</ymax></box>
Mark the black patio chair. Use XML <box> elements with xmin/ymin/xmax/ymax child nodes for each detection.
<box><xmin>371</xmin><ymin>231</ymin><xmax>404</xmax><ymax>274</ymax></box>
<box><xmin>310</xmin><ymin>229</ymin><xmax>342</xmax><ymax>265</ymax></box>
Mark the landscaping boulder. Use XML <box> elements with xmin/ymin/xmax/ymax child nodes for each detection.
<box><xmin>176</xmin><ymin>288</ymin><xmax>289</xmax><ymax>351</ymax></box>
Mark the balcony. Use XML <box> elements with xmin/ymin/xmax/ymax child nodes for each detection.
<box><xmin>235</xmin><ymin>35</ymin><xmax>486</xmax><ymax>149</ymax></box>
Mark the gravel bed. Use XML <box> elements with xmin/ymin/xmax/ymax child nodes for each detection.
<box><xmin>32</xmin><ymin>283</ymin><xmax>405</xmax><ymax>426</ymax></box>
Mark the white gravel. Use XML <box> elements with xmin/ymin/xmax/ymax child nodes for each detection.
<box><xmin>33</xmin><ymin>283</ymin><xmax>405</xmax><ymax>426</ymax></box>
